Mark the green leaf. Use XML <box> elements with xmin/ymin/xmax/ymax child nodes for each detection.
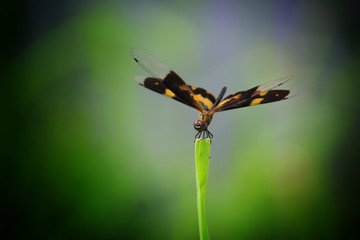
<box><xmin>195</xmin><ymin>138</ymin><xmax>211</xmax><ymax>240</ymax></box>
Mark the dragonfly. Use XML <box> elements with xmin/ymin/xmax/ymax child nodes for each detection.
<box><xmin>132</xmin><ymin>49</ymin><xmax>291</xmax><ymax>140</ymax></box>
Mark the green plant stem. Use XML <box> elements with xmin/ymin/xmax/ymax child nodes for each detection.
<box><xmin>195</xmin><ymin>138</ymin><xmax>211</xmax><ymax>240</ymax></box>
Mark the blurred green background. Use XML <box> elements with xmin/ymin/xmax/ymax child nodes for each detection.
<box><xmin>3</xmin><ymin>0</ymin><xmax>359</xmax><ymax>239</ymax></box>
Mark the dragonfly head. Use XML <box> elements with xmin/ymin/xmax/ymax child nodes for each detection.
<box><xmin>193</xmin><ymin>120</ymin><xmax>208</xmax><ymax>132</ymax></box>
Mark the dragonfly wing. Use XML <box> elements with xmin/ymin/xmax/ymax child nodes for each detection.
<box><xmin>132</xmin><ymin>49</ymin><xmax>169</xmax><ymax>78</ymax></box>
<box><xmin>133</xmin><ymin>50</ymin><xmax>216</xmax><ymax>112</ymax></box>
<box><xmin>209</xmin><ymin>76</ymin><xmax>292</xmax><ymax>113</ymax></box>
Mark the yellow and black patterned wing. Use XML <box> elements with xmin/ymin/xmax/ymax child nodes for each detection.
<box><xmin>209</xmin><ymin>76</ymin><xmax>292</xmax><ymax>114</ymax></box>
<box><xmin>132</xmin><ymin>49</ymin><xmax>216</xmax><ymax>112</ymax></box>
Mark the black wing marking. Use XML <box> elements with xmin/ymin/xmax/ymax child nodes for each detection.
<box><xmin>132</xmin><ymin>49</ymin><xmax>216</xmax><ymax>112</ymax></box>
<box><xmin>209</xmin><ymin>76</ymin><xmax>292</xmax><ymax>113</ymax></box>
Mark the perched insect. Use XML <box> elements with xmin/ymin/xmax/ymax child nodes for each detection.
<box><xmin>132</xmin><ymin>49</ymin><xmax>291</xmax><ymax>140</ymax></box>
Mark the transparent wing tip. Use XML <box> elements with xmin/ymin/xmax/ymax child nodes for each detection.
<box><xmin>277</xmin><ymin>75</ymin><xmax>294</xmax><ymax>86</ymax></box>
<box><xmin>134</xmin><ymin>76</ymin><xmax>146</xmax><ymax>85</ymax></box>
<box><xmin>286</xmin><ymin>93</ymin><xmax>298</xmax><ymax>99</ymax></box>
<box><xmin>258</xmin><ymin>75</ymin><xmax>294</xmax><ymax>91</ymax></box>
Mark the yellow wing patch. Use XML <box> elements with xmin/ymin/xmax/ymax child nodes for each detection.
<box><xmin>259</xmin><ymin>90</ymin><xmax>269</xmax><ymax>96</ymax></box>
<box><xmin>250</xmin><ymin>98</ymin><xmax>264</xmax><ymax>106</ymax></box>
<box><xmin>164</xmin><ymin>89</ymin><xmax>176</xmax><ymax>98</ymax></box>
<box><xmin>214</xmin><ymin>95</ymin><xmax>240</xmax><ymax>109</ymax></box>
<box><xmin>194</xmin><ymin>94</ymin><xmax>213</xmax><ymax>110</ymax></box>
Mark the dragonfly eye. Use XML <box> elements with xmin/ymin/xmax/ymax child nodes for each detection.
<box><xmin>193</xmin><ymin>120</ymin><xmax>207</xmax><ymax>132</ymax></box>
